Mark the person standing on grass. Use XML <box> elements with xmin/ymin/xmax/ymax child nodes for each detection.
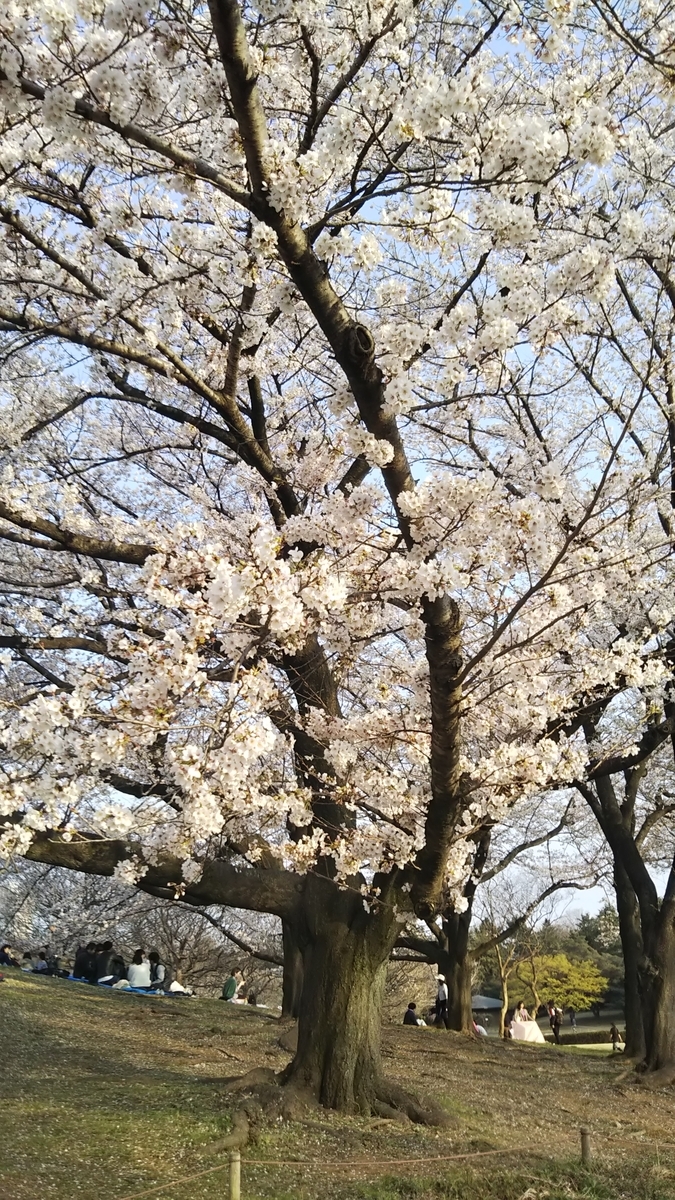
<box><xmin>548</xmin><ymin>1000</ymin><xmax>563</xmax><ymax>1044</ymax></box>
<box><xmin>435</xmin><ymin>974</ymin><xmax>450</xmax><ymax>1029</ymax></box>
<box><xmin>610</xmin><ymin>1024</ymin><xmax>624</xmax><ymax>1053</ymax></box>
<box><xmin>569</xmin><ymin>1007</ymin><xmax>577</xmax><ymax>1029</ymax></box>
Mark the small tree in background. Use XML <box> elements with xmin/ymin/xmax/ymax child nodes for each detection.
<box><xmin>516</xmin><ymin>954</ymin><xmax>608</xmax><ymax>1014</ymax></box>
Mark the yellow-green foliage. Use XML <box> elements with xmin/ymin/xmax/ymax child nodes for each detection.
<box><xmin>515</xmin><ymin>954</ymin><xmax>608</xmax><ymax>1010</ymax></box>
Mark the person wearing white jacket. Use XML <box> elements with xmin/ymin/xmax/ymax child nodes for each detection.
<box><xmin>435</xmin><ymin>974</ymin><xmax>450</xmax><ymax>1029</ymax></box>
<box><xmin>126</xmin><ymin>948</ymin><xmax>151</xmax><ymax>989</ymax></box>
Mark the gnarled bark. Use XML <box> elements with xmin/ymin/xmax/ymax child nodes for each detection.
<box><xmin>282</xmin><ymin>873</ymin><xmax>399</xmax><ymax>1112</ymax></box>
<box><xmin>283</xmin><ymin>873</ymin><xmax>448</xmax><ymax>1122</ymax></box>
<box><xmin>441</xmin><ymin>915</ymin><xmax>475</xmax><ymax>1034</ymax></box>
<box><xmin>640</xmin><ymin>896</ymin><xmax>675</xmax><ymax>1076</ymax></box>
<box><xmin>578</xmin><ymin>762</ymin><xmax>675</xmax><ymax>1077</ymax></box>
<box><xmin>614</xmin><ymin>861</ymin><xmax>646</xmax><ymax>1059</ymax></box>
<box><xmin>22</xmin><ymin>829</ymin><xmax>300</xmax><ymax>917</ymax></box>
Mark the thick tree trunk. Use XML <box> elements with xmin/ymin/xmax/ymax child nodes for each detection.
<box><xmin>282</xmin><ymin>875</ymin><xmax>399</xmax><ymax>1113</ymax></box>
<box><xmin>641</xmin><ymin>900</ymin><xmax>675</xmax><ymax>1076</ymax></box>
<box><xmin>281</xmin><ymin>874</ymin><xmax>445</xmax><ymax>1122</ymax></box>
<box><xmin>281</xmin><ymin>917</ymin><xmax>304</xmax><ymax>1019</ymax></box>
<box><xmin>438</xmin><ymin>908</ymin><xmax>474</xmax><ymax>1033</ymax></box>
<box><xmin>613</xmin><ymin>861</ymin><xmax>646</xmax><ymax>1059</ymax></box>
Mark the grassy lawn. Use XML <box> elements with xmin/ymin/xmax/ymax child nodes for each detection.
<box><xmin>1</xmin><ymin>970</ymin><xmax>674</xmax><ymax>1200</ymax></box>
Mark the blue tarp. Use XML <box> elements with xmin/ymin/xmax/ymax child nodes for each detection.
<box><xmin>67</xmin><ymin>974</ymin><xmax>171</xmax><ymax>995</ymax></box>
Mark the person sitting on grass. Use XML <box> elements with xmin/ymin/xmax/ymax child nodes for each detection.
<box><xmin>96</xmin><ymin>941</ymin><xmax>127</xmax><ymax>985</ymax></box>
<box><xmin>34</xmin><ymin>952</ymin><xmax>49</xmax><ymax>973</ymax></box>
<box><xmin>221</xmin><ymin>971</ymin><xmax>237</xmax><ymax>1001</ymax></box>
<box><xmin>126</xmin><ymin>948</ymin><xmax>152</xmax><ymax>990</ymax></box>
<box><xmin>0</xmin><ymin>943</ymin><xmax>19</xmax><ymax>967</ymax></box>
<box><xmin>73</xmin><ymin>941</ymin><xmax>99</xmax><ymax>984</ymax></box>
<box><xmin>221</xmin><ymin>968</ymin><xmax>245</xmax><ymax>1002</ymax></box>
<box><xmin>149</xmin><ymin>950</ymin><xmax>170</xmax><ymax>991</ymax></box>
<box><xmin>403</xmin><ymin>1002</ymin><xmax>425</xmax><ymax>1026</ymax></box>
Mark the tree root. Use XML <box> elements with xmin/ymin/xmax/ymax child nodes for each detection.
<box><xmin>210</xmin><ymin>1066</ymin><xmax>454</xmax><ymax>1131</ymax></box>
<box><xmin>373</xmin><ymin>1079</ymin><xmax>456</xmax><ymax>1127</ymax></box>
<box><xmin>222</xmin><ymin>1067</ymin><xmax>278</xmax><ymax>1092</ymax></box>
<box><xmin>202</xmin><ymin>1108</ymin><xmax>250</xmax><ymax>1156</ymax></box>
<box><xmin>636</xmin><ymin>1063</ymin><xmax>675</xmax><ymax>1088</ymax></box>
<box><xmin>277</xmin><ymin>1023</ymin><xmax>298</xmax><ymax>1054</ymax></box>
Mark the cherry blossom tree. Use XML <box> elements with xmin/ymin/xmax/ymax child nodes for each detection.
<box><xmin>0</xmin><ymin>0</ymin><xmax>674</xmax><ymax>1113</ymax></box>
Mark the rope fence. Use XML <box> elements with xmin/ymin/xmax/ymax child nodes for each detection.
<box><xmin>115</xmin><ymin>1128</ymin><xmax>675</xmax><ymax>1200</ymax></box>
<box><xmin>116</xmin><ymin>1145</ymin><xmax>544</xmax><ymax>1200</ymax></box>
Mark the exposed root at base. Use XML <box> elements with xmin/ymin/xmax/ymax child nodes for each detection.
<box><xmin>374</xmin><ymin>1078</ymin><xmax>456</xmax><ymax>1128</ymax></box>
<box><xmin>202</xmin><ymin>1107</ymin><xmax>250</xmax><ymax>1156</ymax></box>
<box><xmin>636</xmin><ymin>1063</ymin><xmax>675</xmax><ymax>1088</ymax></box>
<box><xmin>212</xmin><ymin>1067</ymin><xmax>454</xmax><ymax>1131</ymax></box>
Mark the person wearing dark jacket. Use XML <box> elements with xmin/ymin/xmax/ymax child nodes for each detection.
<box><xmin>403</xmin><ymin>1002</ymin><xmax>424</xmax><ymax>1026</ymax></box>
<box><xmin>547</xmin><ymin>1000</ymin><xmax>563</xmax><ymax>1044</ymax></box>
<box><xmin>0</xmin><ymin>944</ymin><xmax>19</xmax><ymax>967</ymax></box>
<box><xmin>73</xmin><ymin>941</ymin><xmax>99</xmax><ymax>984</ymax></box>
<box><xmin>95</xmin><ymin>941</ymin><xmax>112</xmax><ymax>980</ymax></box>
<box><xmin>96</xmin><ymin>941</ymin><xmax>126</xmax><ymax>984</ymax></box>
<box><xmin>148</xmin><ymin>951</ymin><xmax>169</xmax><ymax>991</ymax></box>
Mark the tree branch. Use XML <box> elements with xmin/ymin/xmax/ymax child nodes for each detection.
<box><xmin>0</xmin><ymin>70</ymin><xmax>255</xmax><ymax>212</ymax></box>
<box><xmin>189</xmin><ymin>906</ymin><xmax>283</xmax><ymax>966</ymax></box>
<box><xmin>18</xmin><ymin>828</ymin><xmax>300</xmax><ymax>918</ymax></box>
<box><xmin>0</xmin><ymin>499</ymin><xmax>154</xmax><ymax>564</ymax></box>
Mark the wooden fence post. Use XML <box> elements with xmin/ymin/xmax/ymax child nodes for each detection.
<box><xmin>229</xmin><ymin>1148</ymin><xmax>241</xmax><ymax>1199</ymax></box>
<box><xmin>580</xmin><ymin>1127</ymin><xmax>591</xmax><ymax>1166</ymax></box>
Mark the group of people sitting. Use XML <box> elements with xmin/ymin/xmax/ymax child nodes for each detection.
<box><xmin>72</xmin><ymin>941</ymin><xmax>179</xmax><ymax>992</ymax></box>
<box><xmin>1</xmin><ymin>943</ymin><xmax>68</xmax><ymax>976</ymax></box>
<box><xmin>1</xmin><ymin>938</ymin><xmax>191</xmax><ymax>996</ymax></box>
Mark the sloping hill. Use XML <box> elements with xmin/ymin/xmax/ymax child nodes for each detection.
<box><xmin>0</xmin><ymin>969</ymin><xmax>673</xmax><ymax>1200</ymax></box>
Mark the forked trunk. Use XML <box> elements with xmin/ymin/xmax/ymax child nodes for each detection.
<box><xmin>614</xmin><ymin>862</ymin><xmax>645</xmax><ymax>1059</ymax></box>
<box><xmin>281</xmin><ymin>918</ymin><xmax>303</xmax><ymax>1019</ymax></box>
<box><xmin>283</xmin><ymin>875</ymin><xmax>399</xmax><ymax>1113</ymax></box>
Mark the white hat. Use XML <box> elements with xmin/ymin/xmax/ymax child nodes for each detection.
<box><xmin>436</xmin><ymin>974</ymin><xmax>446</xmax><ymax>981</ymax></box>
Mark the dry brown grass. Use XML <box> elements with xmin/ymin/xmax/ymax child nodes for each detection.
<box><xmin>1</xmin><ymin>968</ymin><xmax>674</xmax><ymax>1200</ymax></box>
